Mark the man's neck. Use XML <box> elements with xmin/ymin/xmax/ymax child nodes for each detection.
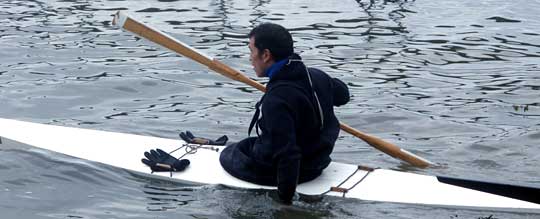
<box><xmin>265</xmin><ymin>59</ymin><xmax>289</xmax><ymax>78</ymax></box>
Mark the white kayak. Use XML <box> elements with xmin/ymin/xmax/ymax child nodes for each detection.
<box><xmin>1</xmin><ymin>118</ymin><xmax>539</xmax><ymax>211</ymax></box>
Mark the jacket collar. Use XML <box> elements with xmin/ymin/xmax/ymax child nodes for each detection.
<box><xmin>265</xmin><ymin>58</ymin><xmax>289</xmax><ymax>79</ymax></box>
<box><xmin>268</xmin><ymin>53</ymin><xmax>306</xmax><ymax>83</ymax></box>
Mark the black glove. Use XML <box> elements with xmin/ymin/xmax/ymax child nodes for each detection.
<box><xmin>141</xmin><ymin>148</ymin><xmax>190</xmax><ymax>172</ymax></box>
<box><xmin>179</xmin><ymin>131</ymin><xmax>228</xmax><ymax>145</ymax></box>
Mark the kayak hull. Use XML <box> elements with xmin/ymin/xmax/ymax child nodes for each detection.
<box><xmin>1</xmin><ymin>118</ymin><xmax>539</xmax><ymax>211</ymax></box>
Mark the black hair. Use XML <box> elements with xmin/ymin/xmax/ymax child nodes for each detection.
<box><xmin>248</xmin><ymin>23</ymin><xmax>293</xmax><ymax>61</ymax></box>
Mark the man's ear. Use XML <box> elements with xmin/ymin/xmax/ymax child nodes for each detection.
<box><xmin>262</xmin><ymin>49</ymin><xmax>273</xmax><ymax>63</ymax></box>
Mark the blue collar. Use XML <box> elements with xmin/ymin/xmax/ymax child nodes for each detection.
<box><xmin>265</xmin><ymin>59</ymin><xmax>289</xmax><ymax>78</ymax></box>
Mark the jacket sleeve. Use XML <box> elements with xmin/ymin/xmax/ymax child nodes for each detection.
<box><xmin>332</xmin><ymin>78</ymin><xmax>350</xmax><ymax>106</ymax></box>
<box><xmin>261</xmin><ymin>93</ymin><xmax>301</xmax><ymax>204</ymax></box>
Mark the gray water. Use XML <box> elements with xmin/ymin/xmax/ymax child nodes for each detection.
<box><xmin>1</xmin><ymin>0</ymin><xmax>540</xmax><ymax>218</ymax></box>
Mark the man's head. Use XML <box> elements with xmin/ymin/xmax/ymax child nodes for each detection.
<box><xmin>248</xmin><ymin>23</ymin><xmax>293</xmax><ymax>77</ymax></box>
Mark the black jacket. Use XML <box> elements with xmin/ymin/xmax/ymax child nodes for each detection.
<box><xmin>220</xmin><ymin>54</ymin><xmax>349</xmax><ymax>203</ymax></box>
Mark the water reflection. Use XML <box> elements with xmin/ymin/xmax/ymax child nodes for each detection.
<box><xmin>142</xmin><ymin>184</ymin><xmax>195</xmax><ymax>211</ymax></box>
<box><xmin>135</xmin><ymin>180</ymin><xmax>336</xmax><ymax>218</ymax></box>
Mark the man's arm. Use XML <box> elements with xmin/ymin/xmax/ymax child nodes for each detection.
<box><xmin>262</xmin><ymin>94</ymin><xmax>302</xmax><ymax>204</ymax></box>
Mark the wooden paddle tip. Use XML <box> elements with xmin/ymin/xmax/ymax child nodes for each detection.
<box><xmin>400</xmin><ymin>148</ymin><xmax>434</xmax><ymax>168</ymax></box>
<box><xmin>112</xmin><ymin>11</ymin><xmax>128</xmax><ymax>27</ymax></box>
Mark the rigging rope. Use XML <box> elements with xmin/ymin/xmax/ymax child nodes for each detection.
<box><xmin>321</xmin><ymin>165</ymin><xmax>376</xmax><ymax>197</ymax></box>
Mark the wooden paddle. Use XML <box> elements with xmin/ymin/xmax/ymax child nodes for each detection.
<box><xmin>112</xmin><ymin>11</ymin><xmax>433</xmax><ymax>168</ymax></box>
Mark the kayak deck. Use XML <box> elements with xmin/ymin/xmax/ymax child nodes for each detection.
<box><xmin>1</xmin><ymin>118</ymin><xmax>539</xmax><ymax>211</ymax></box>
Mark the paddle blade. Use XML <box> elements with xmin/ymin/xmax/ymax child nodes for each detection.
<box><xmin>438</xmin><ymin>176</ymin><xmax>540</xmax><ymax>204</ymax></box>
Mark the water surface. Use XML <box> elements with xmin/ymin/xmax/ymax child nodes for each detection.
<box><xmin>1</xmin><ymin>0</ymin><xmax>539</xmax><ymax>218</ymax></box>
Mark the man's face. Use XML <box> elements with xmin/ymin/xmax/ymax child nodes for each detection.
<box><xmin>249</xmin><ymin>37</ymin><xmax>272</xmax><ymax>77</ymax></box>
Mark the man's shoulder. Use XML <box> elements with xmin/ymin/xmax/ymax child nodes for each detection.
<box><xmin>267</xmin><ymin>81</ymin><xmax>305</xmax><ymax>95</ymax></box>
<box><xmin>307</xmin><ymin>67</ymin><xmax>332</xmax><ymax>80</ymax></box>
<box><xmin>264</xmin><ymin>80</ymin><xmax>310</xmax><ymax>105</ymax></box>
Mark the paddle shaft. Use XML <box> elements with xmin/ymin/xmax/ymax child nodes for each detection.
<box><xmin>112</xmin><ymin>11</ymin><xmax>432</xmax><ymax>168</ymax></box>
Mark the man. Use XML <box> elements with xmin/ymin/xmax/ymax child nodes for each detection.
<box><xmin>219</xmin><ymin>23</ymin><xmax>350</xmax><ymax>204</ymax></box>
